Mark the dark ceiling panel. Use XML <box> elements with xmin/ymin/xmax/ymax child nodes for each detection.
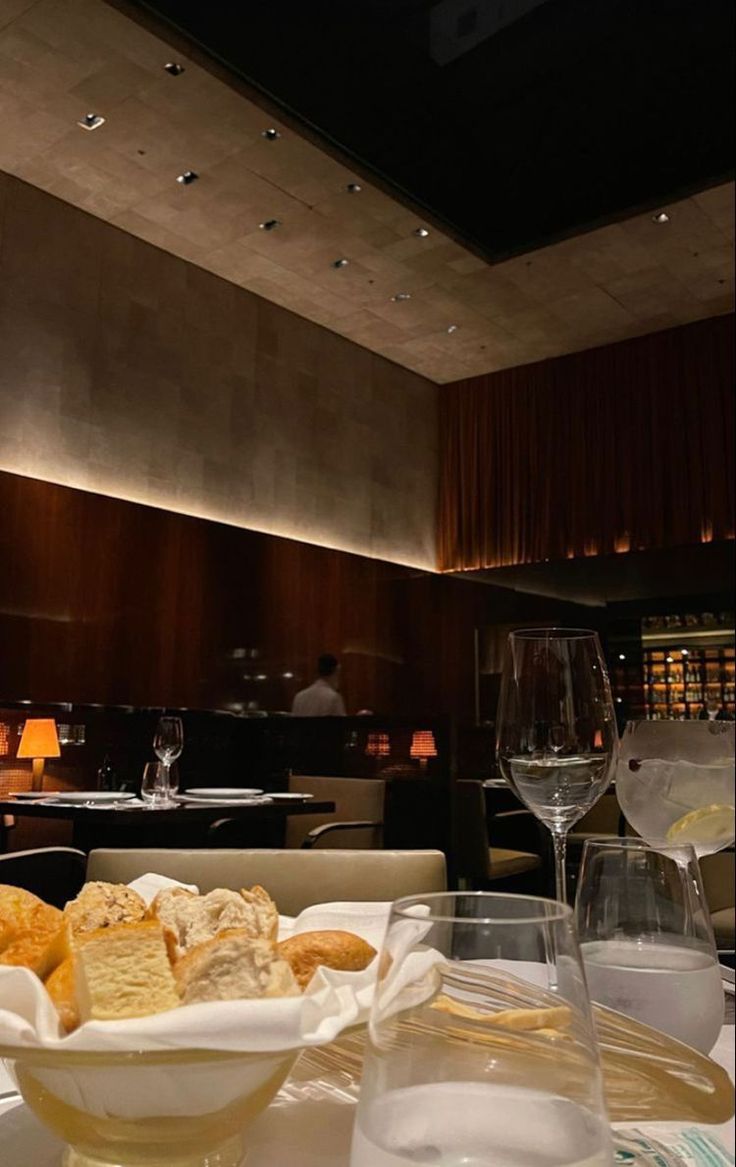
<box><xmin>130</xmin><ymin>0</ymin><xmax>734</xmax><ymax>261</ymax></box>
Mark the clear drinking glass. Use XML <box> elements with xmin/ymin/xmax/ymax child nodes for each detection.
<box><xmin>153</xmin><ymin>715</ymin><xmax>183</xmax><ymax>803</ymax></box>
<box><xmin>141</xmin><ymin>761</ymin><xmax>168</xmax><ymax>805</ymax></box>
<box><xmin>351</xmin><ymin>891</ymin><xmax>612</xmax><ymax>1167</ymax></box>
<box><xmin>575</xmin><ymin>837</ymin><xmax>723</xmax><ymax>1054</ymax></box>
<box><xmin>616</xmin><ymin>720</ymin><xmax>735</xmax><ymax>857</ymax></box>
<box><xmin>496</xmin><ymin>628</ymin><xmax>617</xmax><ymax>902</ymax></box>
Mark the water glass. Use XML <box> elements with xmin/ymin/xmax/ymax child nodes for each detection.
<box><xmin>141</xmin><ymin>762</ymin><xmax>172</xmax><ymax>807</ymax></box>
<box><xmin>351</xmin><ymin>891</ymin><xmax>611</xmax><ymax>1167</ymax></box>
<box><xmin>575</xmin><ymin>837</ymin><xmax>723</xmax><ymax>1053</ymax></box>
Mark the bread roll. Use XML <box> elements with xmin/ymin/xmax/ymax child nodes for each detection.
<box><xmin>63</xmin><ymin>882</ymin><xmax>147</xmax><ymax>935</ymax></box>
<box><xmin>277</xmin><ymin>930</ymin><xmax>376</xmax><ymax>989</ymax></box>
<box><xmin>45</xmin><ymin>957</ymin><xmax>79</xmax><ymax>1032</ymax></box>
<box><xmin>150</xmin><ymin>885</ymin><xmax>278</xmax><ymax>960</ymax></box>
<box><xmin>74</xmin><ymin>919</ymin><xmax>180</xmax><ymax>1022</ymax></box>
<box><xmin>173</xmin><ymin>929</ymin><xmax>299</xmax><ymax>1005</ymax></box>
<box><xmin>0</xmin><ymin>901</ymin><xmax>67</xmax><ymax>979</ymax></box>
<box><xmin>0</xmin><ymin>884</ymin><xmax>48</xmax><ymax>953</ymax></box>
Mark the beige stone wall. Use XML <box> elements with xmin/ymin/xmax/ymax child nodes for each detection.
<box><xmin>0</xmin><ymin>173</ymin><xmax>438</xmax><ymax>569</ymax></box>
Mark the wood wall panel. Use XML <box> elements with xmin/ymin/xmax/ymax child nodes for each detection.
<box><xmin>0</xmin><ymin>470</ymin><xmax>593</xmax><ymax>719</ymax></box>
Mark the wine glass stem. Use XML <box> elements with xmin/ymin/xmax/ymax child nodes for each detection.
<box><xmin>162</xmin><ymin>761</ymin><xmax>170</xmax><ymax>799</ymax></box>
<box><xmin>551</xmin><ymin>830</ymin><xmax>568</xmax><ymax>903</ymax></box>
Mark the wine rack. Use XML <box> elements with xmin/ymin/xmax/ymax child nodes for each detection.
<box><xmin>643</xmin><ymin>645</ymin><xmax>735</xmax><ymax>720</ymax></box>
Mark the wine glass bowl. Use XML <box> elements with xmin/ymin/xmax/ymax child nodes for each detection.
<box><xmin>496</xmin><ymin>629</ymin><xmax>618</xmax><ymax>901</ymax></box>
<box><xmin>616</xmin><ymin>720</ymin><xmax>735</xmax><ymax>857</ymax></box>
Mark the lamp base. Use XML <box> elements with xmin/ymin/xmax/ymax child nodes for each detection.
<box><xmin>31</xmin><ymin>758</ymin><xmax>45</xmax><ymax>793</ymax></box>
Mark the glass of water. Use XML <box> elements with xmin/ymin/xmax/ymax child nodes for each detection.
<box><xmin>351</xmin><ymin>891</ymin><xmax>611</xmax><ymax>1167</ymax></box>
<box><xmin>497</xmin><ymin>628</ymin><xmax>617</xmax><ymax>902</ymax></box>
<box><xmin>575</xmin><ymin>837</ymin><xmax>723</xmax><ymax>1053</ymax></box>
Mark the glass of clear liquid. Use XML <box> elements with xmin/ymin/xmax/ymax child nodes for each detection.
<box><xmin>616</xmin><ymin>720</ymin><xmax>734</xmax><ymax>857</ymax></box>
<box><xmin>497</xmin><ymin>628</ymin><xmax>618</xmax><ymax>902</ymax></box>
<box><xmin>575</xmin><ymin>837</ymin><xmax>723</xmax><ymax>1053</ymax></box>
<box><xmin>351</xmin><ymin>891</ymin><xmax>612</xmax><ymax>1167</ymax></box>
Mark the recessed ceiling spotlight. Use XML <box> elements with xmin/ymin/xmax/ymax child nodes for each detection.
<box><xmin>176</xmin><ymin>170</ymin><xmax>198</xmax><ymax>185</ymax></box>
<box><xmin>346</xmin><ymin>182</ymin><xmax>362</xmax><ymax>193</ymax></box>
<box><xmin>414</xmin><ymin>227</ymin><xmax>430</xmax><ymax>237</ymax></box>
<box><xmin>259</xmin><ymin>218</ymin><xmax>281</xmax><ymax>231</ymax></box>
<box><xmin>681</xmin><ymin>648</ymin><xmax>689</xmax><ymax>655</ymax></box>
<box><xmin>446</xmin><ymin>324</ymin><xmax>458</xmax><ymax>333</ymax></box>
<box><xmin>652</xmin><ymin>211</ymin><xmax>670</xmax><ymax>224</ymax></box>
<box><xmin>78</xmin><ymin>113</ymin><xmax>105</xmax><ymax>131</ymax></box>
<box><xmin>261</xmin><ymin>128</ymin><xmax>281</xmax><ymax>140</ymax></box>
<box><xmin>391</xmin><ymin>292</ymin><xmax>412</xmax><ymax>302</ymax></box>
<box><xmin>164</xmin><ymin>62</ymin><xmax>185</xmax><ymax>75</ymax></box>
<box><xmin>332</xmin><ymin>258</ymin><xmax>350</xmax><ymax>268</ymax></box>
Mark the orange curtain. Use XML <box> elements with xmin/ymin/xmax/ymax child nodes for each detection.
<box><xmin>438</xmin><ymin>315</ymin><xmax>735</xmax><ymax>571</ymax></box>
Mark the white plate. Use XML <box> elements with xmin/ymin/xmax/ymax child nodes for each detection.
<box><xmin>43</xmin><ymin>790</ymin><xmax>136</xmax><ymax>804</ymax></box>
<box><xmin>185</xmin><ymin>787</ymin><xmax>264</xmax><ymax>799</ymax></box>
<box><xmin>8</xmin><ymin>792</ymin><xmax>50</xmax><ymax>800</ymax></box>
<box><xmin>268</xmin><ymin>792</ymin><xmax>314</xmax><ymax>801</ymax></box>
<box><xmin>177</xmin><ymin>795</ymin><xmax>271</xmax><ymax>806</ymax></box>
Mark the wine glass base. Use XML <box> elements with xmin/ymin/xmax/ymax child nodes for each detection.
<box><xmin>62</xmin><ymin>1132</ymin><xmax>245</xmax><ymax>1167</ymax></box>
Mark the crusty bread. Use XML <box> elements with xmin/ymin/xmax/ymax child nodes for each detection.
<box><xmin>0</xmin><ymin>884</ymin><xmax>48</xmax><ymax>953</ymax></box>
<box><xmin>277</xmin><ymin>930</ymin><xmax>376</xmax><ymax>989</ymax></box>
<box><xmin>45</xmin><ymin>957</ymin><xmax>79</xmax><ymax>1032</ymax></box>
<box><xmin>0</xmin><ymin>900</ymin><xmax>67</xmax><ymax>978</ymax></box>
<box><xmin>63</xmin><ymin>881</ymin><xmax>147</xmax><ymax>935</ymax></box>
<box><xmin>74</xmin><ymin>920</ymin><xmax>180</xmax><ymax>1022</ymax></box>
<box><xmin>173</xmin><ymin>929</ymin><xmax>299</xmax><ymax>1005</ymax></box>
<box><xmin>150</xmin><ymin>885</ymin><xmax>278</xmax><ymax>960</ymax></box>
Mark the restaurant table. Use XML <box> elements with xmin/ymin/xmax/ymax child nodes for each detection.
<box><xmin>0</xmin><ymin>1009</ymin><xmax>733</xmax><ymax>1166</ymax></box>
<box><xmin>0</xmin><ymin>796</ymin><xmax>335</xmax><ymax>852</ymax></box>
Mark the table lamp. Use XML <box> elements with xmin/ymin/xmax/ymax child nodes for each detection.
<box><xmin>365</xmin><ymin>732</ymin><xmax>390</xmax><ymax>758</ymax></box>
<box><xmin>410</xmin><ymin>729</ymin><xmax>437</xmax><ymax>771</ymax></box>
<box><xmin>17</xmin><ymin>719</ymin><xmax>60</xmax><ymax>791</ymax></box>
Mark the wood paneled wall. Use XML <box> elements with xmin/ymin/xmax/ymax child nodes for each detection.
<box><xmin>438</xmin><ymin>315</ymin><xmax>735</xmax><ymax>571</ymax></box>
<box><xmin>0</xmin><ymin>470</ymin><xmax>593</xmax><ymax>719</ymax></box>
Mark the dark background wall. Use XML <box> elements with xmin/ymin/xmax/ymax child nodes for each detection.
<box><xmin>0</xmin><ymin>469</ymin><xmax>594</xmax><ymax>720</ymax></box>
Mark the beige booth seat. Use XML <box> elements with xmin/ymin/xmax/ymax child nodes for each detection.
<box><xmin>86</xmin><ymin>848</ymin><xmax>447</xmax><ymax>916</ymax></box>
<box><xmin>700</xmin><ymin>850</ymin><xmax>736</xmax><ymax>951</ymax></box>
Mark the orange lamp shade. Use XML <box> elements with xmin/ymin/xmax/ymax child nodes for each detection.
<box><xmin>410</xmin><ymin>730</ymin><xmax>437</xmax><ymax>760</ymax></box>
<box><xmin>18</xmin><ymin>719</ymin><xmax>61</xmax><ymax>759</ymax></box>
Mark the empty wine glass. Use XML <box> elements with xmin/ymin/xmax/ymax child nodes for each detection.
<box><xmin>153</xmin><ymin>715</ymin><xmax>183</xmax><ymax>804</ymax></box>
<box><xmin>141</xmin><ymin>761</ymin><xmax>167</xmax><ymax>805</ymax></box>
<box><xmin>575</xmin><ymin>837</ymin><xmax>723</xmax><ymax>1053</ymax></box>
<box><xmin>351</xmin><ymin>891</ymin><xmax>611</xmax><ymax>1167</ymax></box>
<box><xmin>497</xmin><ymin>629</ymin><xmax>617</xmax><ymax>902</ymax></box>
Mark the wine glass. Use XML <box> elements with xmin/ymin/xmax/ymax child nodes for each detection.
<box><xmin>141</xmin><ymin>761</ymin><xmax>167</xmax><ymax>805</ymax></box>
<box><xmin>575</xmin><ymin>837</ymin><xmax>723</xmax><ymax>1053</ymax></box>
<box><xmin>351</xmin><ymin>891</ymin><xmax>611</xmax><ymax>1167</ymax></box>
<box><xmin>616</xmin><ymin>720</ymin><xmax>734</xmax><ymax>857</ymax></box>
<box><xmin>153</xmin><ymin>715</ymin><xmax>183</xmax><ymax>804</ymax></box>
<box><xmin>496</xmin><ymin>628</ymin><xmax>617</xmax><ymax>902</ymax></box>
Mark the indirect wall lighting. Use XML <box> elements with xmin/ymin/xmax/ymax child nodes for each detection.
<box><xmin>176</xmin><ymin>170</ymin><xmax>199</xmax><ymax>185</ymax></box>
<box><xmin>164</xmin><ymin>62</ymin><xmax>185</xmax><ymax>75</ymax></box>
<box><xmin>78</xmin><ymin>113</ymin><xmax>105</xmax><ymax>131</ymax></box>
<box><xmin>652</xmin><ymin>211</ymin><xmax>670</xmax><ymax>224</ymax></box>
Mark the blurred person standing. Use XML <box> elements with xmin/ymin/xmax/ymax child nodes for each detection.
<box><xmin>291</xmin><ymin>654</ymin><xmax>346</xmax><ymax>716</ymax></box>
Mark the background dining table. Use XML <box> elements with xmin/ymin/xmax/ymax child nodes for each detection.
<box><xmin>0</xmin><ymin>796</ymin><xmax>335</xmax><ymax>851</ymax></box>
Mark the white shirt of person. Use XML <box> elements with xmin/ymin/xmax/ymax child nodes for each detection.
<box><xmin>291</xmin><ymin>678</ymin><xmax>346</xmax><ymax>717</ymax></box>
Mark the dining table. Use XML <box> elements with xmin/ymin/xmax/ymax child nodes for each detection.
<box><xmin>0</xmin><ymin>795</ymin><xmax>335</xmax><ymax>852</ymax></box>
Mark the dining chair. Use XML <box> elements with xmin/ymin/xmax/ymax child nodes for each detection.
<box><xmin>207</xmin><ymin>776</ymin><xmax>385</xmax><ymax>849</ymax></box>
<box><xmin>700</xmin><ymin>848</ymin><xmax>735</xmax><ymax>953</ymax></box>
<box><xmin>0</xmin><ymin>846</ymin><xmax>87</xmax><ymax>907</ymax></box>
<box><xmin>86</xmin><ymin>847</ymin><xmax>447</xmax><ymax>915</ymax></box>
<box><xmin>453</xmin><ymin>780</ymin><xmax>543</xmax><ymax>891</ymax></box>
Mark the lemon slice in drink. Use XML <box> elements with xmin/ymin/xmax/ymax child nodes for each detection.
<box><xmin>666</xmin><ymin>804</ymin><xmax>735</xmax><ymax>850</ymax></box>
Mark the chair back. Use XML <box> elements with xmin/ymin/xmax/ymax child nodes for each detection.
<box><xmin>0</xmin><ymin>846</ymin><xmax>86</xmax><ymax>907</ymax></box>
<box><xmin>700</xmin><ymin>850</ymin><xmax>736</xmax><ymax>914</ymax></box>
<box><xmin>452</xmin><ymin>781</ymin><xmax>492</xmax><ymax>881</ymax></box>
<box><xmin>285</xmin><ymin>776</ymin><xmax>384</xmax><ymax>848</ymax></box>
<box><xmin>86</xmin><ymin>848</ymin><xmax>447</xmax><ymax>915</ymax></box>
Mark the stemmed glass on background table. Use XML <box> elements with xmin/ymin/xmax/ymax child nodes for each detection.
<box><xmin>152</xmin><ymin>715</ymin><xmax>183</xmax><ymax>806</ymax></box>
<box><xmin>496</xmin><ymin>628</ymin><xmax>618</xmax><ymax>902</ymax></box>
